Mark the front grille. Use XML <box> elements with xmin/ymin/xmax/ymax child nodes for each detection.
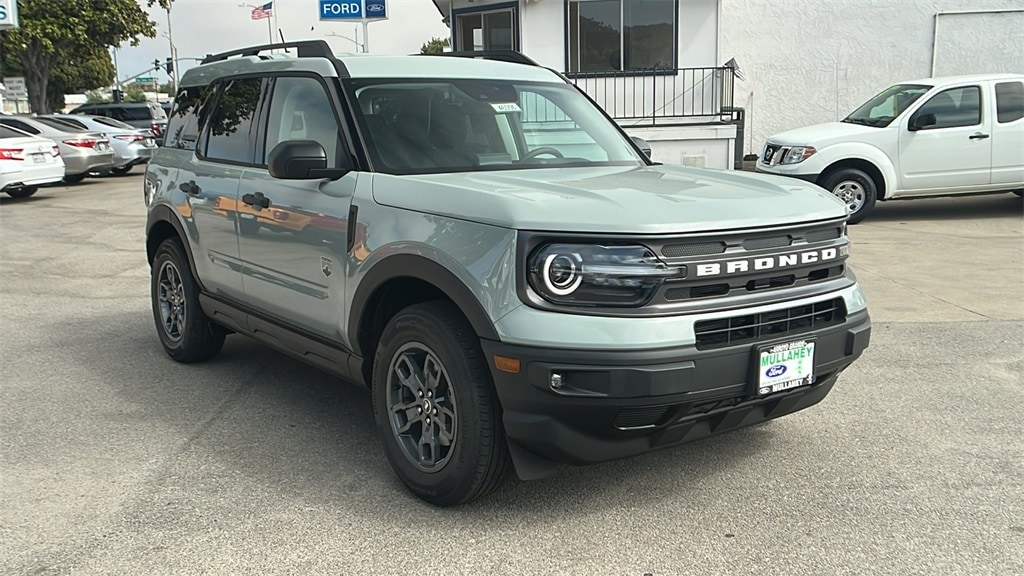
<box><xmin>662</xmin><ymin>241</ymin><xmax>726</xmax><ymax>258</ymax></box>
<box><xmin>805</xmin><ymin>227</ymin><xmax>842</xmax><ymax>243</ymax></box>
<box><xmin>694</xmin><ymin>298</ymin><xmax>846</xmax><ymax>350</ymax></box>
<box><xmin>743</xmin><ymin>235</ymin><xmax>792</xmax><ymax>250</ymax></box>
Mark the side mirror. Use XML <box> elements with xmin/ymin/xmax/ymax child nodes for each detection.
<box><xmin>630</xmin><ymin>136</ymin><xmax>652</xmax><ymax>159</ymax></box>
<box><xmin>909</xmin><ymin>113</ymin><xmax>936</xmax><ymax>131</ymax></box>
<box><xmin>267</xmin><ymin>140</ymin><xmax>349</xmax><ymax>180</ymax></box>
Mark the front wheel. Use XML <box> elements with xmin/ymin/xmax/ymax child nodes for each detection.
<box><xmin>821</xmin><ymin>168</ymin><xmax>877</xmax><ymax>224</ymax></box>
<box><xmin>5</xmin><ymin>187</ymin><xmax>38</xmax><ymax>198</ymax></box>
<box><xmin>151</xmin><ymin>238</ymin><xmax>226</xmax><ymax>362</ymax></box>
<box><xmin>372</xmin><ymin>302</ymin><xmax>510</xmax><ymax>506</ymax></box>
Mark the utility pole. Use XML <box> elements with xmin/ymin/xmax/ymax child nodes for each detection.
<box><xmin>165</xmin><ymin>6</ymin><xmax>179</xmax><ymax>87</ymax></box>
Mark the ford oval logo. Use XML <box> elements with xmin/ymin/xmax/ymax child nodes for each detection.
<box><xmin>765</xmin><ymin>364</ymin><xmax>787</xmax><ymax>378</ymax></box>
<box><xmin>367</xmin><ymin>3</ymin><xmax>384</xmax><ymax>10</ymax></box>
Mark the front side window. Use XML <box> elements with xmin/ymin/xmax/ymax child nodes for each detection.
<box><xmin>262</xmin><ymin>76</ymin><xmax>342</xmax><ymax>166</ymax></box>
<box><xmin>455</xmin><ymin>8</ymin><xmax>515</xmax><ymax>51</ymax></box>
<box><xmin>201</xmin><ymin>78</ymin><xmax>263</xmax><ymax>163</ymax></box>
<box><xmin>567</xmin><ymin>0</ymin><xmax>675</xmax><ymax>73</ymax></box>
<box><xmin>843</xmin><ymin>84</ymin><xmax>930</xmax><ymax>127</ymax></box>
<box><xmin>911</xmin><ymin>86</ymin><xmax>981</xmax><ymax>130</ymax></box>
<box><xmin>995</xmin><ymin>81</ymin><xmax>1024</xmax><ymax>124</ymax></box>
<box><xmin>349</xmin><ymin>78</ymin><xmax>644</xmax><ymax>175</ymax></box>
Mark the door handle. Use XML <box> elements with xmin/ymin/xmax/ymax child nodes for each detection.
<box><xmin>179</xmin><ymin>180</ymin><xmax>201</xmax><ymax>195</ymax></box>
<box><xmin>969</xmin><ymin>133</ymin><xmax>990</xmax><ymax>140</ymax></box>
<box><xmin>241</xmin><ymin>192</ymin><xmax>272</xmax><ymax>210</ymax></box>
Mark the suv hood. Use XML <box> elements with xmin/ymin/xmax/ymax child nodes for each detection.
<box><xmin>767</xmin><ymin>121</ymin><xmax>886</xmax><ymax>147</ymax></box>
<box><xmin>372</xmin><ymin>165</ymin><xmax>847</xmax><ymax>234</ymax></box>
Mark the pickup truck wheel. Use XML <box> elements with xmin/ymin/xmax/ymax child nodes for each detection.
<box><xmin>151</xmin><ymin>238</ymin><xmax>226</xmax><ymax>363</ymax></box>
<box><xmin>5</xmin><ymin>187</ymin><xmax>38</xmax><ymax>198</ymax></box>
<box><xmin>373</xmin><ymin>302</ymin><xmax>510</xmax><ymax>506</ymax></box>
<box><xmin>822</xmin><ymin>168</ymin><xmax>877</xmax><ymax>224</ymax></box>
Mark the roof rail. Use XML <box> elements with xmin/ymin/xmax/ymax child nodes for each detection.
<box><xmin>201</xmin><ymin>40</ymin><xmax>334</xmax><ymax>65</ymax></box>
<box><xmin>424</xmin><ymin>50</ymin><xmax>540</xmax><ymax>67</ymax></box>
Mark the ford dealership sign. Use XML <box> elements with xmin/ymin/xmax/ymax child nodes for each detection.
<box><xmin>319</xmin><ymin>0</ymin><xmax>387</xmax><ymax>20</ymax></box>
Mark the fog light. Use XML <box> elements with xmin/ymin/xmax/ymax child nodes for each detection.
<box><xmin>550</xmin><ymin>373</ymin><xmax>564</xmax><ymax>389</ymax></box>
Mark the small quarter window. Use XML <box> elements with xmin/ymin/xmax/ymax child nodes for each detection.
<box><xmin>995</xmin><ymin>81</ymin><xmax>1024</xmax><ymax>124</ymax></box>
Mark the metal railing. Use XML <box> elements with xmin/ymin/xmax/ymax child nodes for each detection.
<box><xmin>566</xmin><ymin>67</ymin><xmax>736</xmax><ymax>125</ymax></box>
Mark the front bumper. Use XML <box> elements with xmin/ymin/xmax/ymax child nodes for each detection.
<box><xmin>481</xmin><ymin>309</ymin><xmax>869</xmax><ymax>478</ymax></box>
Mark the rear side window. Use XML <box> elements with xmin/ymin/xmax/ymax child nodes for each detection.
<box><xmin>995</xmin><ymin>81</ymin><xmax>1024</xmax><ymax>123</ymax></box>
<box><xmin>121</xmin><ymin>107</ymin><xmax>155</xmax><ymax>121</ymax></box>
<box><xmin>0</xmin><ymin>119</ymin><xmax>40</xmax><ymax>135</ymax></box>
<box><xmin>165</xmin><ymin>85</ymin><xmax>217</xmax><ymax>150</ymax></box>
<box><xmin>35</xmin><ymin>117</ymin><xmax>83</xmax><ymax>132</ymax></box>
<box><xmin>201</xmin><ymin>78</ymin><xmax>264</xmax><ymax>164</ymax></box>
<box><xmin>51</xmin><ymin>117</ymin><xmax>89</xmax><ymax>130</ymax></box>
<box><xmin>0</xmin><ymin>125</ymin><xmax>27</xmax><ymax>138</ymax></box>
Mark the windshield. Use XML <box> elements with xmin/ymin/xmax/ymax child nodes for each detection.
<box><xmin>35</xmin><ymin>117</ymin><xmax>87</xmax><ymax>132</ymax></box>
<box><xmin>92</xmin><ymin>116</ymin><xmax>137</xmax><ymax>130</ymax></box>
<box><xmin>843</xmin><ymin>84</ymin><xmax>931</xmax><ymax>127</ymax></box>
<box><xmin>346</xmin><ymin>78</ymin><xmax>645</xmax><ymax>175</ymax></box>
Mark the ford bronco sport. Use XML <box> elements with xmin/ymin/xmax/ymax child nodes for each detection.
<box><xmin>145</xmin><ymin>41</ymin><xmax>871</xmax><ymax>506</ymax></box>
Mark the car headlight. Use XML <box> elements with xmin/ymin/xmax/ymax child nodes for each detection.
<box><xmin>781</xmin><ymin>146</ymin><xmax>816</xmax><ymax>164</ymax></box>
<box><xmin>527</xmin><ymin>244</ymin><xmax>681</xmax><ymax>307</ymax></box>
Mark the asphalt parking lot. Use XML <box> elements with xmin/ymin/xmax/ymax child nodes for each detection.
<box><xmin>1</xmin><ymin>174</ymin><xmax>1022</xmax><ymax>575</ymax></box>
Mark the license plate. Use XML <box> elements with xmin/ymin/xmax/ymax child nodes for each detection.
<box><xmin>762</xmin><ymin>146</ymin><xmax>776</xmax><ymax>164</ymax></box>
<box><xmin>755</xmin><ymin>339</ymin><xmax>815</xmax><ymax>396</ymax></box>
<box><xmin>31</xmin><ymin>153</ymin><xmax>47</xmax><ymax>164</ymax></box>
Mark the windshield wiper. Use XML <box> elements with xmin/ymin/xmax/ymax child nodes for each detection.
<box><xmin>842</xmin><ymin>117</ymin><xmax>871</xmax><ymax>126</ymax></box>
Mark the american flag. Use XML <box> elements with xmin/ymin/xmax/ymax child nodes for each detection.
<box><xmin>251</xmin><ymin>2</ymin><xmax>273</xmax><ymax>20</ymax></box>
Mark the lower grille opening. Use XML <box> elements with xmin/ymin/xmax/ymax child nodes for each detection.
<box><xmin>694</xmin><ymin>297</ymin><xmax>847</xmax><ymax>350</ymax></box>
<box><xmin>614</xmin><ymin>406</ymin><xmax>669</xmax><ymax>429</ymax></box>
<box><xmin>746</xmin><ymin>274</ymin><xmax>796</xmax><ymax>291</ymax></box>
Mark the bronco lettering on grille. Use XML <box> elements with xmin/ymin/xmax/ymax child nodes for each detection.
<box><xmin>693</xmin><ymin>248</ymin><xmax>840</xmax><ymax>278</ymax></box>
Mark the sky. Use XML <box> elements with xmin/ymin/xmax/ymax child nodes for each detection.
<box><xmin>117</xmin><ymin>0</ymin><xmax>449</xmax><ymax>84</ymax></box>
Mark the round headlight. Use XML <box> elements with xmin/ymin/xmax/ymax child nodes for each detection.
<box><xmin>542</xmin><ymin>253</ymin><xmax>583</xmax><ymax>295</ymax></box>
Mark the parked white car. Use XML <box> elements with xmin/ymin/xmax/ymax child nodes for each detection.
<box><xmin>757</xmin><ymin>74</ymin><xmax>1024</xmax><ymax>222</ymax></box>
<box><xmin>0</xmin><ymin>124</ymin><xmax>65</xmax><ymax>199</ymax></box>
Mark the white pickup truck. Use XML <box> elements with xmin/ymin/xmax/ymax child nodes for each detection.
<box><xmin>756</xmin><ymin>74</ymin><xmax>1024</xmax><ymax>223</ymax></box>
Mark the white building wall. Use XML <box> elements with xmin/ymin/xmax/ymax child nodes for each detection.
<box><xmin>722</xmin><ymin>0</ymin><xmax>1024</xmax><ymax>157</ymax></box>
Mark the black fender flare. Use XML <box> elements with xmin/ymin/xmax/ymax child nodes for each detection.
<box><xmin>348</xmin><ymin>254</ymin><xmax>501</xmax><ymax>356</ymax></box>
<box><xmin>146</xmin><ymin>204</ymin><xmax>204</xmax><ymax>290</ymax></box>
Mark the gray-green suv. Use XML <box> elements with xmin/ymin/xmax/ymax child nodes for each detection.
<box><xmin>144</xmin><ymin>41</ymin><xmax>871</xmax><ymax>506</ymax></box>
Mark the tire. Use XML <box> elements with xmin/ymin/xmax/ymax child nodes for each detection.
<box><xmin>1013</xmin><ymin>190</ymin><xmax>1022</xmax><ymax>198</ymax></box>
<box><xmin>151</xmin><ymin>238</ymin><xmax>226</xmax><ymax>363</ymax></box>
<box><xmin>372</xmin><ymin>301</ymin><xmax>511</xmax><ymax>506</ymax></box>
<box><xmin>63</xmin><ymin>174</ymin><xmax>87</xmax><ymax>185</ymax></box>
<box><xmin>821</xmin><ymin>168</ymin><xmax>877</xmax><ymax>224</ymax></box>
<box><xmin>5</xmin><ymin>187</ymin><xmax>38</xmax><ymax>198</ymax></box>
<box><xmin>111</xmin><ymin>166</ymin><xmax>133</xmax><ymax>176</ymax></box>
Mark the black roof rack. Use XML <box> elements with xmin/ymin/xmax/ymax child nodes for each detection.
<box><xmin>423</xmin><ymin>50</ymin><xmax>540</xmax><ymax>67</ymax></box>
<box><xmin>201</xmin><ymin>40</ymin><xmax>334</xmax><ymax>65</ymax></box>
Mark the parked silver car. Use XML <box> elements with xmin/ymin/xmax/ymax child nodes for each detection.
<box><xmin>0</xmin><ymin>116</ymin><xmax>115</xmax><ymax>184</ymax></box>
<box><xmin>48</xmin><ymin>114</ymin><xmax>157</xmax><ymax>175</ymax></box>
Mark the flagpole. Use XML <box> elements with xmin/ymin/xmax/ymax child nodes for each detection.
<box><xmin>267</xmin><ymin>11</ymin><xmax>273</xmax><ymax>44</ymax></box>
<box><xmin>272</xmin><ymin>1</ymin><xmax>280</xmax><ymax>45</ymax></box>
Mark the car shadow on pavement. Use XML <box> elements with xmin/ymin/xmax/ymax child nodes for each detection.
<box><xmin>866</xmin><ymin>193</ymin><xmax>1022</xmax><ymax>223</ymax></box>
<box><xmin>57</xmin><ymin>308</ymin><xmax>785</xmax><ymax>519</ymax></box>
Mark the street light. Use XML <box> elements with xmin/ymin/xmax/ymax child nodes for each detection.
<box><xmin>164</xmin><ymin>5</ymin><xmax>179</xmax><ymax>87</ymax></box>
<box><xmin>239</xmin><ymin>3</ymin><xmax>275</xmax><ymax>45</ymax></box>
<box><xmin>327</xmin><ymin>30</ymin><xmax>364</xmax><ymax>53</ymax></box>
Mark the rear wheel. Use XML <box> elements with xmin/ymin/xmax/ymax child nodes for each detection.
<box><xmin>821</xmin><ymin>168</ymin><xmax>877</xmax><ymax>224</ymax></box>
<box><xmin>151</xmin><ymin>238</ymin><xmax>226</xmax><ymax>363</ymax></box>
<box><xmin>372</xmin><ymin>301</ymin><xmax>510</xmax><ymax>506</ymax></box>
<box><xmin>63</xmin><ymin>174</ymin><xmax>87</xmax><ymax>185</ymax></box>
<box><xmin>5</xmin><ymin>187</ymin><xmax>38</xmax><ymax>199</ymax></box>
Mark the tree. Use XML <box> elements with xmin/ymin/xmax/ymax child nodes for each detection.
<box><xmin>85</xmin><ymin>90</ymin><xmax>111</xmax><ymax>104</ymax></box>
<box><xmin>125</xmin><ymin>88</ymin><xmax>148</xmax><ymax>103</ymax></box>
<box><xmin>0</xmin><ymin>0</ymin><xmax>161</xmax><ymax>113</ymax></box>
<box><xmin>420</xmin><ymin>37</ymin><xmax>451</xmax><ymax>55</ymax></box>
<box><xmin>158</xmin><ymin>81</ymin><xmax>177</xmax><ymax>96</ymax></box>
